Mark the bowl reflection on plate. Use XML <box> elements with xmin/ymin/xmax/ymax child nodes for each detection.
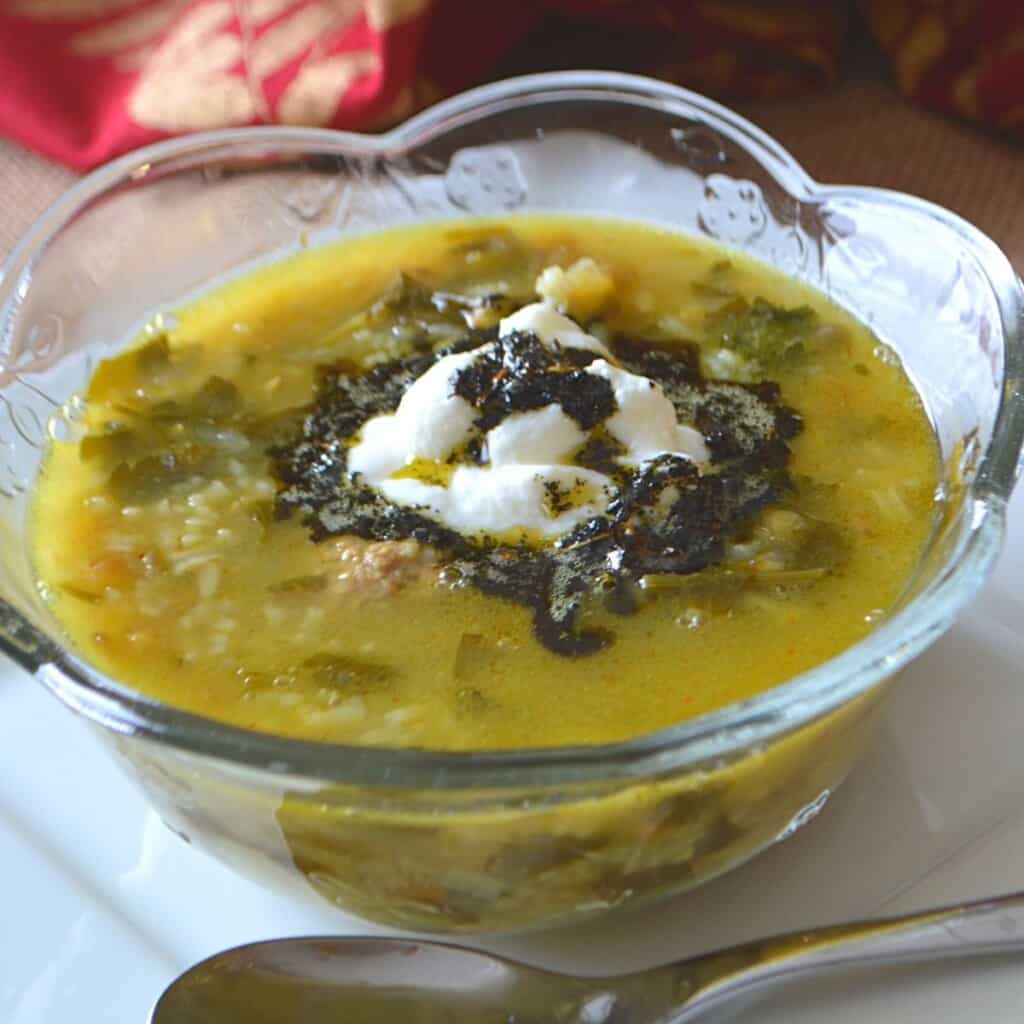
<box><xmin>0</xmin><ymin>72</ymin><xmax>1021</xmax><ymax>932</ymax></box>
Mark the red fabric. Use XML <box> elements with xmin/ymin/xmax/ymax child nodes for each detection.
<box><xmin>0</xmin><ymin>1</ymin><xmax>1020</xmax><ymax>171</ymax></box>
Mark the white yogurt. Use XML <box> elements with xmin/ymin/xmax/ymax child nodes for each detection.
<box><xmin>347</xmin><ymin>287</ymin><xmax>709</xmax><ymax>539</ymax></box>
<box><xmin>498</xmin><ymin>301</ymin><xmax>611</xmax><ymax>356</ymax></box>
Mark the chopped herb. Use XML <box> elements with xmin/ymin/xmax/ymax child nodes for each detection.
<box><xmin>268</xmin><ymin>574</ymin><xmax>328</xmax><ymax>594</ymax></box>
<box><xmin>691</xmin><ymin>260</ymin><xmax>737</xmax><ymax>306</ymax></box>
<box><xmin>301</xmin><ymin>653</ymin><xmax>394</xmax><ymax>692</ymax></box>
<box><xmin>486</xmin><ymin>834</ymin><xmax>599</xmax><ymax>882</ymax></box>
<box><xmin>136</xmin><ymin>334</ymin><xmax>172</xmax><ymax>378</ymax></box>
<box><xmin>107</xmin><ymin>451</ymin><xmax>205</xmax><ymax>504</ymax></box>
<box><xmin>57</xmin><ymin>582</ymin><xmax>104</xmax><ymax>604</ymax></box>
<box><xmin>80</xmin><ymin>423</ymin><xmax>141</xmax><ymax>464</ymax></box>
<box><xmin>453</xmin><ymin>632</ymin><xmax>500</xmax><ymax>682</ymax></box>
<box><xmin>705</xmin><ymin>298</ymin><xmax>819</xmax><ymax>369</ymax></box>
<box><xmin>455</xmin><ymin>686</ymin><xmax>497</xmax><ymax>716</ymax></box>
<box><xmin>148</xmin><ymin>376</ymin><xmax>240</xmax><ymax>425</ymax></box>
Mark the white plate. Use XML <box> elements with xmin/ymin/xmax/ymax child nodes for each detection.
<box><xmin>4</xmin><ymin>484</ymin><xmax>1024</xmax><ymax>1023</ymax></box>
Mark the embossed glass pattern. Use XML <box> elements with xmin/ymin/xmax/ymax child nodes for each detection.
<box><xmin>0</xmin><ymin>73</ymin><xmax>1021</xmax><ymax>932</ymax></box>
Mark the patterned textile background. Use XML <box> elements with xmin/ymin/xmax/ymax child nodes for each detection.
<box><xmin>0</xmin><ymin>0</ymin><xmax>1021</xmax><ymax>169</ymax></box>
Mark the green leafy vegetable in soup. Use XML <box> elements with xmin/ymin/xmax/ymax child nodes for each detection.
<box><xmin>31</xmin><ymin>217</ymin><xmax>939</xmax><ymax>750</ymax></box>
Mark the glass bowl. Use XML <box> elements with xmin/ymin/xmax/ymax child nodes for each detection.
<box><xmin>1</xmin><ymin>72</ymin><xmax>1021</xmax><ymax>934</ymax></box>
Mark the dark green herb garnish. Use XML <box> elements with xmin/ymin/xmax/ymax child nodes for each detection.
<box><xmin>571</xmin><ymin>427</ymin><xmax>628</xmax><ymax>476</ymax></box>
<box><xmin>270</xmin><ymin>287</ymin><xmax>804</xmax><ymax>657</ymax></box>
<box><xmin>542</xmin><ymin>479</ymin><xmax>574</xmax><ymax>517</ymax></box>
<box><xmin>452</xmin><ymin>332</ymin><xmax>612</xmax><ymax>431</ymax></box>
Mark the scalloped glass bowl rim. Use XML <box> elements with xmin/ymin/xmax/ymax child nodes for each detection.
<box><xmin>7</xmin><ymin>71</ymin><xmax>1023</xmax><ymax>790</ymax></box>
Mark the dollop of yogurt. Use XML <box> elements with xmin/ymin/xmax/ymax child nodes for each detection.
<box><xmin>347</xmin><ymin>274</ymin><xmax>710</xmax><ymax>539</ymax></box>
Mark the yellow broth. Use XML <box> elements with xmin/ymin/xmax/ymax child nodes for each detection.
<box><xmin>31</xmin><ymin>217</ymin><xmax>939</xmax><ymax>750</ymax></box>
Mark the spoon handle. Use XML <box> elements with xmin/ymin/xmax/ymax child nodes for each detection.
<box><xmin>657</xmin><ymin>889</ymin><xmax>1024</xmax><ymax>1021</ymax></box>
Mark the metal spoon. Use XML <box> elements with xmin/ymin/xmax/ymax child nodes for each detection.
<box><xmin>152</xmin><ymin>889</ymin><xmax>1024</xmax><ymax>1023</ymax></box>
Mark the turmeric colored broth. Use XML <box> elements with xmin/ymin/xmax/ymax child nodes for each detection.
<box><xmin>31</xmin><ymin>217</ymin><xmax>939</xmax><ymax>749</ymax></box>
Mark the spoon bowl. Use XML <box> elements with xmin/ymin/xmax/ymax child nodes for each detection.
<box><xmin>152</xmin><ymin>890</ymin><xmax>1024</xmax><ymax>1023</ymax></box>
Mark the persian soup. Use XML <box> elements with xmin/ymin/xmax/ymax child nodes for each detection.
<box><xmin>32</xmin><ymin>217</ymin><xmax>938</xmax><ymax>750</ymax></box>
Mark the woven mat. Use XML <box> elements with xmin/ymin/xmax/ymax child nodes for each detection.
<box><xmin>0</xmin><ymin>140</ymin><xmax>75</xmax><ymax>262</ymax></box>
<box><xmin>2</xmin><ymin>56</ymin><xmax>1021</xmax><ymax>268</ymax></box>
<box><xmin>738</xmin><ymin>50</ymin><xmax>1024</xmax><ymax>272</ymax></box>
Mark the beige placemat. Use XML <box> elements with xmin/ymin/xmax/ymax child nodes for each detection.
<box><xmin>738</xmin><ymin>50</ymin><xmax>1024</xmax><ymax>272</ymax></box>
<box><xmin>0</xmin><ymin>139</ymin><xmax>75</xmax><ymax>262</ymax></box>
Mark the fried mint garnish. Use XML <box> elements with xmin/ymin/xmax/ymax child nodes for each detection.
<box><xmin>270</xmin><ymin>331</ymin><xmax>802</xmax><ymax>657</ymax></box>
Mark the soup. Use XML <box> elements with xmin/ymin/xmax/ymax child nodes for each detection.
<box><xmin>31</xmin><ymin>216</ymin><xmax>938</xmax><ymax>751</ymax></box>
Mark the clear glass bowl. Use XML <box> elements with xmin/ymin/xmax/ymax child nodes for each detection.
<box><xmin>2</xmin><ymin>72</ymin><xmax>1021</xmax><ymax>933</ymax></box>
